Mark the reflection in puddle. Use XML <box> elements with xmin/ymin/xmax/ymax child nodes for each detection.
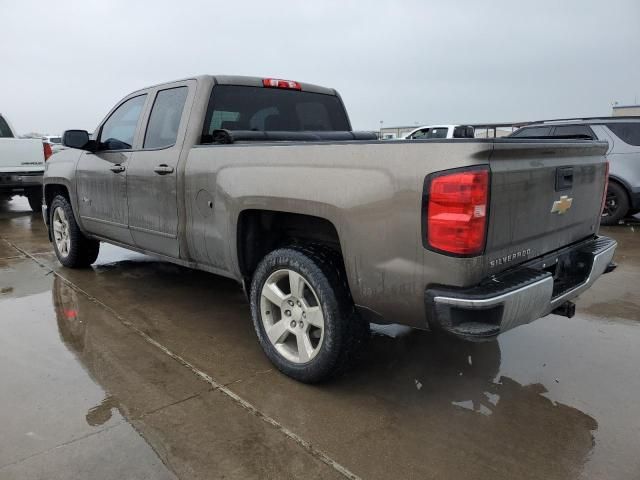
<box><xmin>86</xmin><ymin>395</ymin><xmax>121</xmax><ymax>427</ymax></box>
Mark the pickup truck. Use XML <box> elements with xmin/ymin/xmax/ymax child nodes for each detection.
<box><xmin>43</xmin><ymin>75</ymin><xmax>616</xmax><ymax>383</ymax></box>
<box><xmin>1</xmin><ymin>113</ymin><xmax>50</xmax><ymax>211</ymax></box>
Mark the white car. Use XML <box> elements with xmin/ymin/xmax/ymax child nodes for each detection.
<box><xmin>0</xmin><ymin>113</ymin><xmax>49</xmax><ymax>211</ymax></box>
<box><xmin>403</xmin><ymin>124</ymin><xmax>474</xmax><ymax>140</ymax></box>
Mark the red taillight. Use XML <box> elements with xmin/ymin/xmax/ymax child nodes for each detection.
<box><xmin>43</xmin><ymin>142</ymin><xmax>53</xmax><ymax>161</ymax></box>
<box><xmin>426</xmin><ymin>168</ymin><xmax>489</xmax><ymax>256</ymax></box>
<box><xmin>600</xmin><ymin>161</ymin><xmax>610</xmax><ymax>214</ymax></box>
<box><xmin>262</xmin><ymin>78</ymin><xmax>301</xmax><ymax>90</ymax></box>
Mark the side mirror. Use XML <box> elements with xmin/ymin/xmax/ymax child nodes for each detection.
<box><xmin>62</xmin><ymin>130</ymin><xmax>91</xmax><ymax>150</ymax></box>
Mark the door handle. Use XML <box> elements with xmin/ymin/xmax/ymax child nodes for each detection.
<box><xmin>154</xmin><ymin>164</ymin><xmax>174</xmax><ymax>175</ymax></box>
<box><xmin>110</xmin><ymin>164</ymin><xmax>125</xmax><ymax>173</ymax></box>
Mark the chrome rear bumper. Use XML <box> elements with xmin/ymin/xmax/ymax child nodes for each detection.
<box><xmin>425</xmin><ymin>236</ymin><xmax>617</xmax><ymax>340</ymax></box>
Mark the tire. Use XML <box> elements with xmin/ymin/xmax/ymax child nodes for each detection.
<box><xmin>27</xmin><ymin>189</ymin><xmax>43</xmax><ymax>213</ymax></box>
<box><xmin>250</xmin><ymin>245</ymin><xmax>368</xmax><ymax>383</ymax></box>
<box><xmin>50</xmin><ymin>195</ymin><xmax>100</xmax><ymax>268</ymax></box>
<box><xmin>601</xmin><ymin>181</ymin><xmax>629</xmax><ymax>226</ymax></box>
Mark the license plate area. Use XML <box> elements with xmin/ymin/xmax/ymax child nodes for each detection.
<box><xmin>526</xmin><ymin>242</ymin><xmax>594</xmax><ymax>298</ymax></box>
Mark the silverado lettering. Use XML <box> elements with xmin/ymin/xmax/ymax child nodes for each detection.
<box><xmin>490</xmin><ymin>249</ymin><xmax>533</xmax><ymax>268</ymax></box>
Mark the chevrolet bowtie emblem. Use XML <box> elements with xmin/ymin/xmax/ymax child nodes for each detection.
<box><xmin>551</xmin><ymin>195</ymin><xmax>573</xmax><ymax>214</ymax></box>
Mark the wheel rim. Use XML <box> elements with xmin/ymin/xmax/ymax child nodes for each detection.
<box><xmin>52</xmin><ymin>207</ymin><xmax>71</xmax><ymax>258</ymax></box>
<box><xmin>260</xmin><ymin>269</ymin><xmax>325</xmax><ymax>364</ymax></box>
<box><xmin>603</xmin><ymin>190</ymin><xmax>618</xmax><ymax>218</ymax></box>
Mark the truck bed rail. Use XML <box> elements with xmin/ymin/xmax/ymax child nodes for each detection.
<box><xmin>202</xmin><ymin>129</ymin><xmax>378</xmax><ymax>145</ymax></box>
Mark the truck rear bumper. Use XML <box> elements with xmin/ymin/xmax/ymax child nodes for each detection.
<box><xmin>425</xmin><ymin>236</ymin><xmax>617</xmax><ymax>340</ymax></box>
<box><xmin>0</xmin><ymin>172</ymin><xmax>43</xmax><ymax>192</ymax></box>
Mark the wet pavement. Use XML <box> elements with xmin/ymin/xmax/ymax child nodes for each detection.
<box><xmin>1</xmin><ymin>195</ymin><xmax>639</xmax><ymax>479</ymax></box>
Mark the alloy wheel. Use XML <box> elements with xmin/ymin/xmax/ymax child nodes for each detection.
<box><xmin>52</xmin><ymin>206</ymin><xmax>71</xmax><ymax>257</ymax></box>
<box><xmin>260</xmin><ymin>269</ymin><xmax>325</xmax><ymax>363</ymax></box>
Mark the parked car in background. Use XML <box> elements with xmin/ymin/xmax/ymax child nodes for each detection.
<box><xmin>403</xmin><ymin>124</ymin><xmax>475</xmax><ymax>139</ymax></box>
<box><xmin>44</xmin><ymin>75</ymin><xmax>615</xmax><ymax>383</ymax></box>
<box><xmin>510</xmin><ymin>117</ymin><xmax>640</xmax><ymax>225</ymax></box>
<box><xmin>0</xmin><ymin>113</ymin><xmax>50</xmax><ymax>211</ymax></box>
<box><xmin>43</xmin><ymin>135</ymin><xmax>66</xmax><ymax>154</ymax></box>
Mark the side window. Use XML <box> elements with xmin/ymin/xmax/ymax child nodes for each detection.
<box><xmin>511</xmin><ymin>126</ymin><xmax>552</xmax><ymax>137</ymax></box>
<box><xmin>552</xmin><ymin>125</ymin><xmax>594</xmax><ymax>138</ymax></box>
<box><xmin>411</xmin><ymin>129</ymin><xmax>429</xmax><ymax>139</ymax></box>
<box><xmin>99</xmin><ymin>95</ymin><xmax>147</xmax><ymax>150</ymax></box>
<box><xmin>144</xmin><ymin>87</ymin><xmax>188</xmax><ymax>149</ymax></box>
<box><xmin>606</xmin><ymin>123</ymin><xmax>640</xmax><ymax>146</ymax></box>
<box><xmin>429</xmin><ymin>128</ymin><xmax>448</xmax><ymax>139</ymax></box>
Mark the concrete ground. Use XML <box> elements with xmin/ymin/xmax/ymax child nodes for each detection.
<box><xmin>1</xmin><ymin>195</ymin><xmax>639</xmax><ymax>480</ymax></box>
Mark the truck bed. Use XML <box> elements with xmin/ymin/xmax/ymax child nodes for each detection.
<box><xmin>185</xmin><ymin>136</ymin><xmax>608</xmax><ymax>329</ymax></box>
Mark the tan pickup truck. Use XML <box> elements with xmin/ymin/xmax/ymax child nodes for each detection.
<box><xmin>43</xmin><ymin>75</ymin><xmax>616</xmax><ymax>382</ymax></box>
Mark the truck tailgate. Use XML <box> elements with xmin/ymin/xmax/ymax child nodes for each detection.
<box><xmin>0</xmin><ymin>138</ymin><xmax>45</xmax><ymax>172</ymax></box>
<box><xmin>485</xmin><ymin>140</ymin><xmax>608</xmax><ymax>273</ymax></box>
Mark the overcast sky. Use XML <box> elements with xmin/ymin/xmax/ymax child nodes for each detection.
<box><xmin>2</xmin><ymin>0</ymin><xmax>639</xmax><ymax>134</ymax></box>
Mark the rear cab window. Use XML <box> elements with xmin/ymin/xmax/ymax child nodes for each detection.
<box><xmin>201</xmin><ymin>85</ymin><xmax>350</xmax><ymax>141</ymax></box>
<box><xmin>606</xmin><ymin>123</ymin><xmax>640</xmax><ymax>146</ymax></box>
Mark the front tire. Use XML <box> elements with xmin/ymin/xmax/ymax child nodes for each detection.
<box><xmin>601</xmin><ymin>181</ymin><xmax>629</xmax><ymax>226</ymax></box>
<box><xmin>50</xmin><ymin>195</ymin><xmax>100</xmax><ymax>268</ymax></box>
<box><xmin>250</xmin><ymin>245</ymin><xmax>368</xmax><ymax>383</ymax></box>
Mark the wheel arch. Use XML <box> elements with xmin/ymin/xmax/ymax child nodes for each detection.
<box><xmin>236</xmin><ymin>209</ymin><xmax>347</xmax><ymax>284</ymax></box>
<box><xmin>44</xmin><ymin>182</ymin><xmax>87</xmax><ymax>239</ymax></box>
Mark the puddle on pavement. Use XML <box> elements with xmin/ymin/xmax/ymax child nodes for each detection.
<box><xmin>0</xmin><ymin>258</ymin><xmax>178</xmax><ymax>478</ymax></box>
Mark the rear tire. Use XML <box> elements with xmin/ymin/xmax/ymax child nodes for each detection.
<box><xmin>50</xmin><ymin>195</ymin><xmax>100</xmax><ymax>268</ymax></box>
<box><xmin>601</xmin><ymin>181</ymin><xmax>629</xmax><ymax>226</ymax></box>
<box><xmin>27</xmin><ymin>189</ymin><xmax>43</xmax><ymax>213</ymax></box>
<box><xmin>250</xmin><ymin>245</ymin><xmax>368</xmax><ymax>383</ymax></box>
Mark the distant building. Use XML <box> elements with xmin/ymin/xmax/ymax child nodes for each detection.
<box><xmin>612</xmin><ymin>104</ymin><xmax>640</xmax><ymax>116</ymax></box>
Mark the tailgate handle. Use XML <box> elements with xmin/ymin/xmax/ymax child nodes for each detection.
<box><xmin>555</xmin><ymin>167</ymin><xmax>573</xmax><ymax>191</ymax></box>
